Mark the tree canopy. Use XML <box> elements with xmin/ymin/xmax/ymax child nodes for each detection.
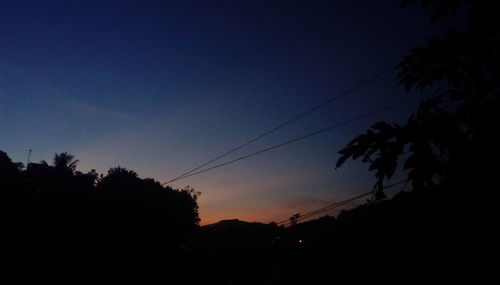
<box><xmin>0</xmin><ymin>151</ymin><xmax>200</xmax><ymax>280</ymax></box>
<box><xmin>336</xmin><ymin>0</ymin><xmax>500</xmax><ymax>199</ymax></box>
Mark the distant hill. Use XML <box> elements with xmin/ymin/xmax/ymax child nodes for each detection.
<box><xmin>203</xmin><ymin>219</ymin><xmax>270</xmax><ymax>231</ymax></box>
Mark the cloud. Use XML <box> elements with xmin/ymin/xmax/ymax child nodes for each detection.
<box><xmin>59</xmin><ymin>98</ymin><xmax>131</xmax><ymax>120</ymax></box>
<box><xmin>280</xmin><ymin>196</ymin><xmax>334</xmax><ymax>209</ymax></box>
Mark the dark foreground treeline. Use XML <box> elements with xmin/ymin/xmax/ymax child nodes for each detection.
<box><xmin>192</xmin><ymin>189</ymin><xmax>448</xmax><ymax>285</ymax></box>
<box><xmin>0</xmin><ymin>147</ymin><xmax>495</xmax><ymax>284</ymax></box>
<box><xmin>0</xmin><ymin>151</ymin><xmax>200</xmax><ymax>282</ymax></box>
<box><xmin>1</xmin><ymin>151</ymin><xmax>447</xmax><ymax>284</ymax></box>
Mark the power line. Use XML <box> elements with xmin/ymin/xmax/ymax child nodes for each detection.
<box><xmin>277</xmin><ymin>180</ymin><xmax>409</xmax><ymax>226</ymax></box>
<box><xmin>280</xmin><ymin>191</ymin><xmax>375</xmax><ymax>226</ymax></box>
<box><xmin>165</xmin><ymin>96</ymin><xmax>418</xmax><ymax>184</ymax></box>
<box><xmin>279</xmin><ymin>180</ymin><xmax>408</xmax><ymax>225</ymax></box>
<box><xmin>274</xmin><ymin>187</ymin><xmax>384</xmax><ymax>225</ymax></box>
<box><xmin>283</xmin><ymin>180</ymin><xmax>409</xmax><ymax>225</ymax></box>
<box><xmin>163</xmin><ymin>67</ymin><xmax>395</xmax><ymax>184</ymax></box>
<box><xmin>283</xmin><ymin>194</ymin><xmax>373</xmax><ymax>226</ymax></box>
<box><xmin>163</xmin><ymin>95</ymin><xmax>422</xmax><ymax>184</ymax></box>
<box><xmin>276</xmin><ymin>192</ymin><xmax>372</xmax><ymax>225</ymax></box>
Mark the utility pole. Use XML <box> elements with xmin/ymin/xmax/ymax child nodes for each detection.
<box><xmin>27</xmin><ymin>149</ymin><xmax>32</xmax><ymax>168</ymax></box>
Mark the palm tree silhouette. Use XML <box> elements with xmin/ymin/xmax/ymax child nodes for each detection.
<box><xmin>53</xmin><ymin>152</ymin><xmax>79</xmax><ymax>172</ymax></box>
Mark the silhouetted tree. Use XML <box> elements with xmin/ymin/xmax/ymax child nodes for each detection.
<box><xmin>335</xmin><ymin>1</ymin><xmax>497</xmax><ymax>283</ymax></box>
<box><xmin>336</xmin><ymin>0</ymin><xmax>500</xmax><ymax>199</ymax></box>
<box><xmin>0</xmin><ymin>151</ymin><xmax>22</xmax><ymax>191</ymax></box>
<box><xmin>0</xmin><ymin>150</ymin><xmax>201</xmax><ymax>282</ymax></box>
<box><xmin>95</xmin><ymin>166</ymin><xmax>201</xmax><ymax>266</ymax></box>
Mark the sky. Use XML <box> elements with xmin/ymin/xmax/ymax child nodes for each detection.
<box><xmin>1</xmin><ymin>0</ymin><xmax>451</xmax><ymax>225</ymax></box>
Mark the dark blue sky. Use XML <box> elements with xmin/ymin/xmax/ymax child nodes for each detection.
<box><xmin>1</xmin><ymin>0</ymin><xmax>450</xmax><ymax>224</ymax></box>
